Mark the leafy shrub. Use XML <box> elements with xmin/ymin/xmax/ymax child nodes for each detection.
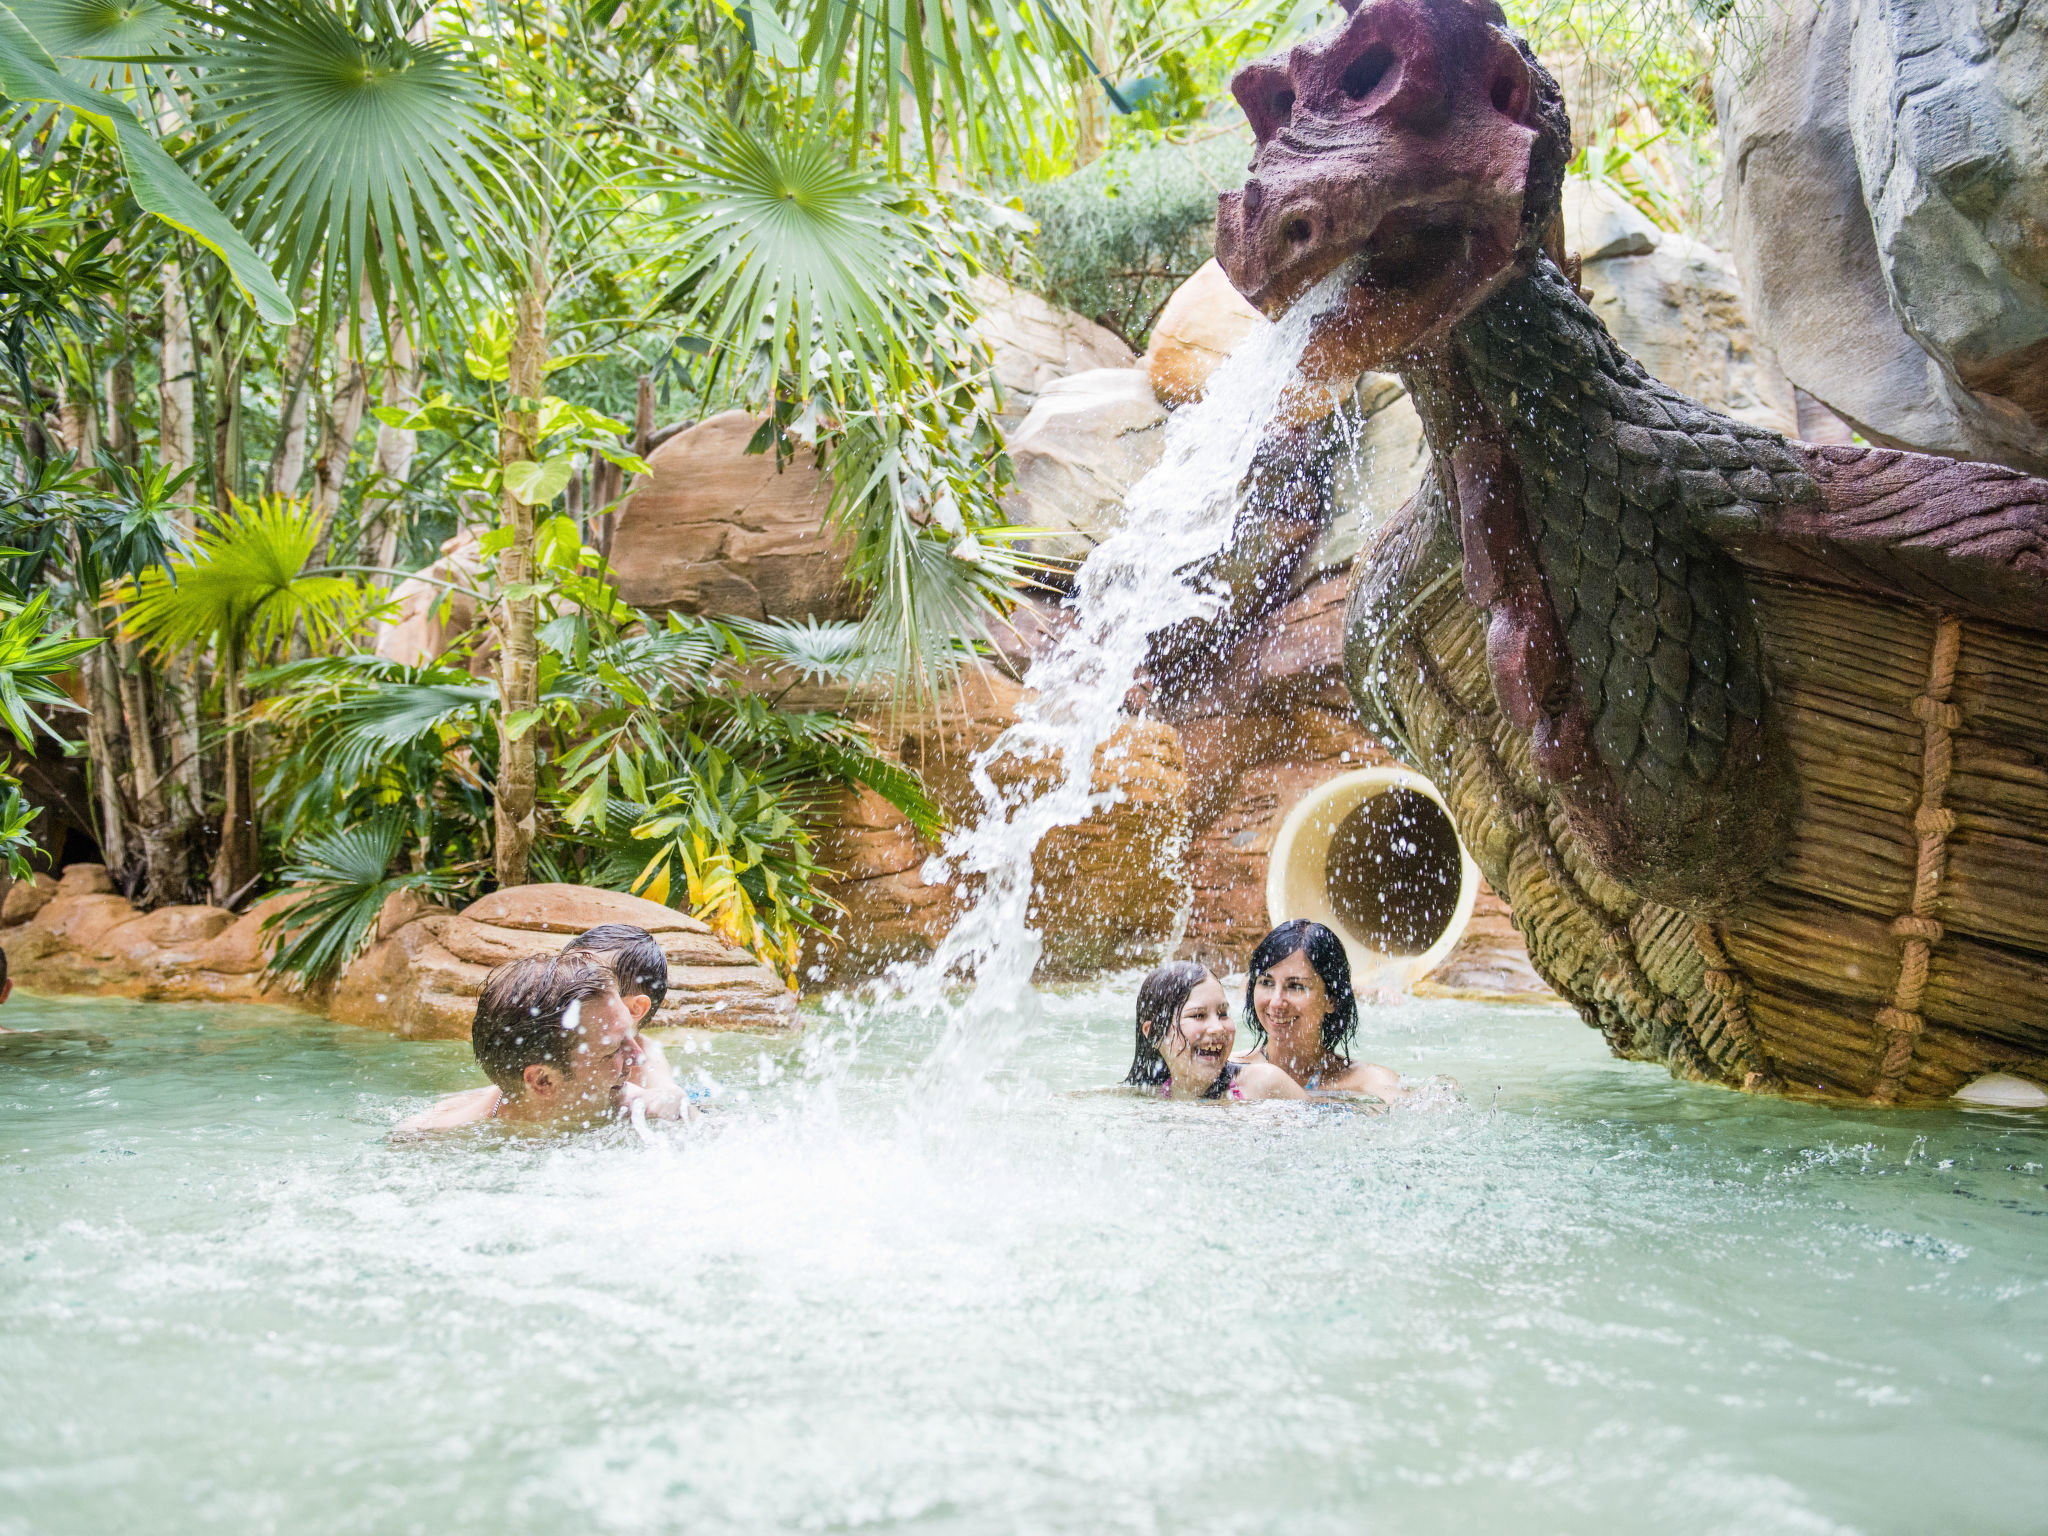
<box><xmin>1020</xmin><ymin>128</ymin><xmax>1250</xmax><ymax>350</ymax></box>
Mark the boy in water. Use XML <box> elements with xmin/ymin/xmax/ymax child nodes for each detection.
<box><xmin>562</xmin><ymin>922</ymin><xmax>696</xmax><ymax>1109</ymax></box>
<box><xmin>392</xmin><ymin>950</ymin><xmax>690</xmax><ymax>1134</ymax></box>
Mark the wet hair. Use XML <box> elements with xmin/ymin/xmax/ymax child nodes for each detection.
<box><xmin>562</xmin><ymin>923</ymin><xmax>667</xmax><ymax>1011</ymax></box>
<box><xmin>1124</xmin><ymin>961</ymin><xmax>1217</xmax><ymax>1089</ymax></box>
<box><xmin>470</xmin><ymin>955</ymin><xmax>620</xmax><ymax>1095</ymax></box>
<box><xmin>0</xmin><ymin>940</ymin><xmax>9</xmax><ymax>990</ymax></box>
<box><xmin>1243</xmin><ymin>920</ymin><xmax>1358</xmax><ymax>1065</ymax></box>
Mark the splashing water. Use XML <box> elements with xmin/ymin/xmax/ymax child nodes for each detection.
<box><xmin>892</xmin><ymin>270</ymin><xmax>1360</xmax><ymax>1091</ymax></box>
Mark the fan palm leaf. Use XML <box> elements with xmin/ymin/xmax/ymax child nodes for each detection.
<box><xmin>174</xmin><ymin>0</ymin><xmax>512</xmax><ymax>333</ymax></box>
<box><xmin>116</xmin><ymin>495</ymin><xmax>359</xmax><ymax>660</ymax></box>
<box><xmin>261</xmin><ymin>815</ymin><xmax>455</xmax><ymax>986</ymax></box>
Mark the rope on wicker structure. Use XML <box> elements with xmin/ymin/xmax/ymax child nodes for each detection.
<box><xmin>1873</xmin><ymin>612</ymin><xmax>1963</xmax><ymax>1103</ymax></box>
<box><xmin>1692</xmin><ymin>922</ymin><xmax>1781</xmax><ymax>1092</ymax></box>
<box><xmin>1399</xmin><ymin>638</ymin><xmax>1724</xmax><ymax>1083</ymax></box>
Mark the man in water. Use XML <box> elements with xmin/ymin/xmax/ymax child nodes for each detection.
<box><xmin>393</xmin><ymin>953</ymin><xmax>691</xmax><ymax>1134</ymax></box>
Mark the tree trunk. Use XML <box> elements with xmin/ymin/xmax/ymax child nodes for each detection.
<box><xmin>111</xmin><ymin>638</ymin><xmax>187</xmax><ymax>904</ymax></box>
<box><xmin>106</xmin><ymin>350</ymin><xmax>134</xmax><ymax>466</ymax></box>
<box><xmin>53</xmin><ymin>378</ymin><xmax>133</xmax><ymax>879</ymax></box>
<box><xmin>157</xmin><ymin>263</ymin><xmax>207</xmax><ymax>845</ymax></box>
<box><xmin>159</xmin><ymin>264</ymin><xmax>196</xmax><ymax>471</ymax></box>
<box><xmin>1073</xmin><ymin>0</ymin><xmax>1115</xmax><ymax>166</ymax></box>
<box><xmin>493</xmin><ymin>234</ymin><xmax>552</xmax><ymax>889</ymax></box>
<box><xmin>268</xmin><ymin>325</ymin><xmax>316</xmax><ymax>498</ymax></box>
<box><xmin>208</xmin><ymin>638</ymin><xmax>257</xmax><ymax>906</ymax></box>
<box><xmin>309</xmin><ymin>323</ymin><xmax>370</xmax><ymax>555</ymax></box>
<box><xmin>366</xmin><ymin>323</ymin><xmax>421</xmax><ymax>568</ymax></box>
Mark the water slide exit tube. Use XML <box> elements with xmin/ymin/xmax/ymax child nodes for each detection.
<box><xmin>1264</xmin><ymin>767</ymin><xmax>1480</xmax><ymax>990</ymax></box>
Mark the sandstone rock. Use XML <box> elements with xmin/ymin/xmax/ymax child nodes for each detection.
<box><xmin>811</xmin><ymin>674</ymin><xmax>1192</xmax><ymax>978</ymax></box>
<box><xmin>1143</xmin><ymin>259</ymin><xmax>1265</xmax><ymax>406</ymax></box>
<box><xmin>372</xmin><ymin>530</ymin><xmax>485</xmax><ymax>668</ymax></box>
<box><xmin>1001</xmin><ymin>368</ymin><xmax>1167</xmax><ymax>557</ymax></box>
<box><xmin>608</xmin><ymin>411</ymin><xmax>854</xmax><ymax>621</ymax></box>
<box><xmin>57</xmin><ymin>863</ymin><xmax>113</xmax><ymax>895</ymax></box>
<box><xmin>1</xmin><ymin>872</ymin><xmax>57</xmax><ymax>926</ymax></box>
<box><xmin>330</xmin><ymin>884</ymin><xmax>798</xmax><ymax>1037</ymax></box>
<box><xmin>94</xmin><ymin>905</ymin><xmax>235</xmax><ymax>964</ymax></box>
<box><xmin>1716</xmin><ymin>0</ymin><xmax>2047</xmax><ymax>470</ymax></box>
<box><xmin>1848</xmin><ymin>0</ymin><xmax>2048</xmax><ymax>449</ymax></box>
<box><xmin>327</xmin><ymin>914</ymin><xmax>484</xmax><ymax>1039</ymax></box>
<box><xmin>1579</xmin><ymin>232</ymin><xmax>1798</xmax><ymax>435</ymax></box>
<box><xmin>970</xmin><ymin>276</ymin><xmax>1137</xmax><ymax>428</ymax></box>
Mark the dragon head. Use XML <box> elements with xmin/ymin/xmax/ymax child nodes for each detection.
<box><xmin>1215</xmin><ymin>0</ymin><xmax>1570</xmax><ymax>369</ymax></box>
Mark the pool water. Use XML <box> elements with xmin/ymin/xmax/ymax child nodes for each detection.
<box><xmin>4</xmin><ymin>987</ymin><xmax>2046</xmax><ymax>1535</ymax></box>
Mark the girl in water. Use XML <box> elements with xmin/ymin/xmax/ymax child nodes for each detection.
<box><xmin>1235</xmin><ymin>920</ymin><xmax>1407</xmax><ymax>1099</ymax></box>
<box><xmin>1125</xmin><ymin>961</ymin><xmax>1305</xmax><ymax>1102</ymax></box>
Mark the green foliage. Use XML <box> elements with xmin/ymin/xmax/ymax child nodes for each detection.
<box><xmin>1020</xmin><ymin>129</ymin><xmax>1247</xmax><ymax>348</ymax></box>
<box><xmin>116</xmin><ymin>495</ymin><xmax>366</xmax><ymax>662</ymax></box>
<box><xmin>182</xmin><ymin>0</ymin><xmax>512</xmax><ymax>337</ymax></box>
<box><xmin>0</xmin><ymin>152</ymin><xmax>117</xmax><ymax>402</ymax></box>
<box><xmin>261</xmin><ymin>816</ymin><xmax>457</xmax><ymax>987</ymax></box>
<box><xmin>0</xmin><ymin>0</ymin><xmax>292</xmax><ymax>320</ymax></box>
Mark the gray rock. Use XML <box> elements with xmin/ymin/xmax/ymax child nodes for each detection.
<box><xmin>1579</xmin><ymin>233</ymin><xmax>1798</xmax><ymax>435</ymax></box>
<box><xmin>1560</xmin><ymin>175</ymin><xmax>1659</xmax><ymax>262</ymax></box>
<box><xmin>1001</xmin><ymin>368</ymin><xmax>1168</xmax><ymax>556</ymax></box>
<box><xmin>1716</xmin><ymin>0</ymin><xmax>2047</xmax><ymax>470</ymax></box>
<box><xmin>1315</xmin><ymin>375</ymin><xmax>1431</xmax><ymax>574</ymax></box>
<box><xmin>970</xmin><ymin>277</ymin><xmax>1137</xmax><ymax>429</ymax></box>
<box><xmin>1848</xmin><ymin>0</ymin><xmax>2048</xmax><ymax>452</ymax></box>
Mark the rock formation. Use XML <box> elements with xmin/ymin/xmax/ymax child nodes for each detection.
<box><xmin>607</xmin><ymin>412</ymin><xmax>856</xmax><ymax>621</ymax></box>
<box><xmin>1717</xmin><ymin>0</ymin><xmax>2048</xmax><ymax>473</ymax></box>
<box><xmin>971</xmin><ymin>276</ymin><xmax>1138</xmax><ymax>427</ymax></box>
<box><xmin>0</xmin><ymin>872</ymin><xmax>796</xmax><ymax>1036</ymax></box>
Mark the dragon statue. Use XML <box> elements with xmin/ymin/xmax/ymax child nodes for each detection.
<box><xmin>1210</xmin><ymin>0</ymin><xmax>2048</xmax><ymax>1101</ymax></box>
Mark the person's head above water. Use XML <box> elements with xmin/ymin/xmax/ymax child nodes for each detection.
<box><xmin>562</xmin><ymin>922</ymin><xmax>668</xmax><ymax>1024</ymax></box>
<box><xmin>1126</xmin><ymin>961</ymin><xmax>1238</xmax><ymax>1097</ymax></box>
<box><xmin>1244</xmin><ymin>920</ymin><xmax>1358</xmax><ymax>1073</ymax></box>
<box><xmin>470</xmin><ymin>954</ymin><xmax>642</xmax><ymax>1124</ymax></box>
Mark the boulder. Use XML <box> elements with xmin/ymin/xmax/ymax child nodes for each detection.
<box><xmin>0</xmin><ymin>872</ymin><xmax>57</xmax><ymax>926</ymax></box>
<box><xmin>57</xmin><ymin>863</ymin><xmax>112</xmax><ymax>895</ymax></box>
<box><xmin>329</xmin><ymin>883</ymin><xmax>798</xmax><ymax>1038</ymax></box>
<box><xmin>372</xmin><ymin>530</ymin><xmax>485</xmax><ymax>668</ymax></box>
<box><xmin>970</xmin><ymin>277</ymin><xmax>1137</xmax><ymax>428</ymax></box>
<box><xmin>608</xmin><ymin>411</ymin><xmax>855</xmax><ymax>621</ymax></box>
<box><xmin>1559</xmin><ymin>175</ymin><xmax>1658</xmax><ymax>261</ymax></box>
<box><xmin>1577</xmin><ymin>228</ymin><xmax>1799</xmax><ymax>435</ymax></box>
<box><xmin>1716</xmin><ymin>0</ymin><xmax>2047</xmax><ymax>471</ymax></box>
<box><xmin>1001</xmin><ymin>368</ymin><xmax>1168</xmax><ymax>557</ymax></box>
<box><xmin>1142</xmin><ymin>258</ymin><xmax>1265</xmax><ymax>406</ymax></box>
<box><xmin>1847</xmin><ymin>0</ymin><xmax>2048</xmax><ymax>446</ymax></box>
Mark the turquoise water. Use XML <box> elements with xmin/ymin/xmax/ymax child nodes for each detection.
<box><xmin>3</xmin><ymin>987</ymin><xmax>2046</xmax><ymax>1535</ymax></box>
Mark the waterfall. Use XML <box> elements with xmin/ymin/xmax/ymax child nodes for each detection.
<box><xmin>892</xmin><ymin>268</ymin><xmax>1358</xmax><ymax>1088</ymax></box>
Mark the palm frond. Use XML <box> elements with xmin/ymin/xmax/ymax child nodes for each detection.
<box><xmin>177</xmin><ymin>0</ymin><xmax>513</xmax><ymax>334</ymax></box>
<box><xmin>725</xmin><ymin>615</ymin><xmax>870</xmax><ymax>683</ymax></box>
<box><xmin>115</xmin><ymin>495</ymin><xmax>359</xmax><ymax>661</ymax></box>
<box><xmin>261</xmin><ymin>815</ymin><xmax>455</xmax><ymax>987</ymax></box>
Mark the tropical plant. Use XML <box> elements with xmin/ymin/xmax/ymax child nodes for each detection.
<box><xmin>260</xmin><ymin>816</ymin><xmax>458</xmax><ymax>987</ymax></box>
<box><xmin>115</xmin><ymin>496</ymin><xmax>372</xmax><ymax>902</ymax></box>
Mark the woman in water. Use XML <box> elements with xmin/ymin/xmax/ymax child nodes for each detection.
<box><xmin>1234</xmin><ymin>920</ymin><xmax>1405</xmax><ymax>1098</ymax></box>
<box><xmin>1125</xmin><ymin>961</ymin><xmax>1305</xmax><ymax>1102</ymax></box>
